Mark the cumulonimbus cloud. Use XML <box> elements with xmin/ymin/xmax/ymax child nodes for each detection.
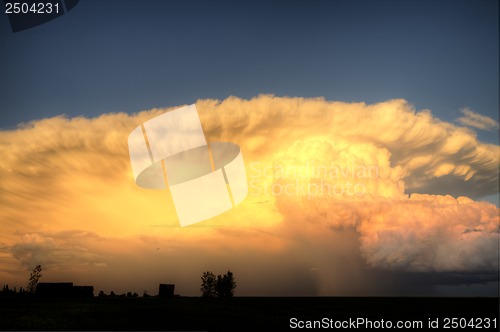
<box><xmin>277</xmin><ymin>192</ymin><xmax>499</xmax><ymax>273</ymax></box>
<box><xmin>0</xmin><ymin>95</ymin><xmax>498</xmax><ymax>295</ymax></box>
<box><xmin>196</xmin><ymin>96</ymin><xmax>498</xmax><ymax>199</ymax></box>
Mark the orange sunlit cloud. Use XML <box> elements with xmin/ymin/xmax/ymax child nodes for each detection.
<box><xmin>0</xmin><ymin>95</ymin><xmax>498</xmax><ymax>295</ymax></box>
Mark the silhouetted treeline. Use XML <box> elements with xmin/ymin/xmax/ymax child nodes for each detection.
<box><xmin>97</xmin><ymin>290</ymin><xmax>140</xmax><ymax>298</ymax></box>
<box><xmin>200</xmin><ymin>270</ymin><xmax>236</xmax><ymax>297</ymax></box>
<box><xmin>1</xmin><ymin>285</ymin><xmax>146</xmax><ymax>298</ymax></box>
<box><xmin>0</xmin><ymin>285</ymin><xmax>31</xmax><ymax>298</ymax></box>
<box><xmin>2</xmin><ymin>268</ymin><xmax>237</xmax><ymax>299</ymax></box>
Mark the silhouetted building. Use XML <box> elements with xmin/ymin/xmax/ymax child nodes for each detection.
<box><xmin>36</xmin><ymin>282</ymin><xmax>74</xmax><ymax>297</ymax></box>
<box><xmin>158</xmin><ymin>284</ymin><xmax>175</xmax><ymax>298</ymax></box>
<box><xmin>36</xmin><ymin>283</ymin><xmax>94</xmax><ymax>298</ymax></box>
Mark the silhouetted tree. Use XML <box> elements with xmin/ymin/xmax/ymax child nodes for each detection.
<box><xmin>200</xmin><ymin>270</ymin><xmax>236</xmax><ymax>297</ymax></box>
<box><xmin>27</xmin><ymin>265</ymin><xmax>42</xmax><ymax>293</ymax></box>
<box><xmin>215</xmin><ymin>270</ymin><xmax>236</xmax><ymax>298</ymax></box>
<box><xmin>200</xmin><ymin>271</ymin><xmax>217</xmax><ymax>297</ymax></box>
<box><xmin>98</xmin><ymin>290</ymin><xmax>106</xmax><ymax>297</ymax></box>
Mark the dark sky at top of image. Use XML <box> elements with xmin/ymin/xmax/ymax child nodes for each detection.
<box><xmin>0</xmin><ymin>0</ymin><xmax>498</xmax><ymax>144</ymax></box>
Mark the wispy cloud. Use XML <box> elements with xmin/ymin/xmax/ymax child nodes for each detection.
<box><xmin>457</xmin><ymin>108</ymin><xmax>499</xmax><ymax>131</ymax></box>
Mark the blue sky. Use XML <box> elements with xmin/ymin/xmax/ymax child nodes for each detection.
<box><xmin>0</xmin><ymin>0</ymin><xmax>498</xmax><ymax>144</ymax></box>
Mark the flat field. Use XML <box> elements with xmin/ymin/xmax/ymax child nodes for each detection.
<box><xmin>0</xmin><ymin>296</ymin><xmax>498</xmax><ymax>331</ymax></box>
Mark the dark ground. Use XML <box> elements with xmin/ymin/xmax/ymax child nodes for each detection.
<box><xmin>0</xmin><ymin>296</ymin><xmax>498</xmax><ymax>331</ymax></box>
